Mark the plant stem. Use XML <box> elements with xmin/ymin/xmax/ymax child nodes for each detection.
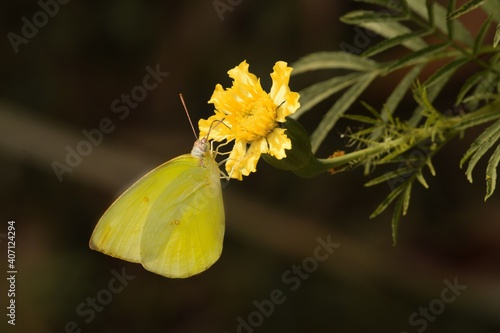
<box><xmin>316</xmin><ymin>100</ymin><xmax>500</xmax><ymax>173</ymax></box>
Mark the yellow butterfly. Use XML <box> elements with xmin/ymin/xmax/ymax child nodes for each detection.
<box><xmin>90</xmin><ymin>106</ymin><xmax>225</xmax><ymax>278</ymax></box>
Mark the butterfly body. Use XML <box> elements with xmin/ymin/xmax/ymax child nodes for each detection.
<box><xmin>90</xmin><ymin>138</ymin><xmax>224</xmax><ymax>278</ymax></box>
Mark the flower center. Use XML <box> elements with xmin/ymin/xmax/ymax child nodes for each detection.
<box><xmin>234</xmin><ymin>97</ymin><xmax>277</xmax><ymax>142</ymax></box>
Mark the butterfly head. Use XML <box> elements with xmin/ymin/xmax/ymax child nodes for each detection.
<box><xmin>191</xmin><ymin>118</ymin><xmax>227</xmax><ymax>158</ymax></box>
<box><xmin>191</xmin><ymin>137</ymin><xmax>209</xmax><ymax>158</ymax></box>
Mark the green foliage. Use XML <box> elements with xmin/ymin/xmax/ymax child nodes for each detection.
<box><xmin>290</xmin><ymin>0</ymin><xmax>500</xmax><ymax>244</ymax></box>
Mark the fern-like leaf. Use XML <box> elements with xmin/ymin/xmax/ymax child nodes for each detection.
<box><xmin>460</xmin><ymin>118</ymin><xmax>500</xmax><ymax>183</ymax></box>
<box><xmin>292</xmin><ymin>51</ymin><xmax>379</xmax><ymax>74</ymax></box>
<box><xmin>485</xmin><ymin>144</ymin><xmax>500</xmax><ymax>200</ymax></box>
<box><xmin>310</xmin><ymin>72</ymin><xmax>378</xmax><ymax>152</ymax></box>
<box><xmin>447</xmin><ymin>0</ymin><xmax>485</xmax><ymax>20</ymax></box>
<box><xmin>495</xmin><ymin>23</ymin><xmax>500</xmax><ymax>48</ymax></box>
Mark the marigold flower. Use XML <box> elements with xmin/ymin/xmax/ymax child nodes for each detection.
<box><xmin>199</xmin><ymin>60</ymin><xmax>300</xmax><ymax>180</ymax></box>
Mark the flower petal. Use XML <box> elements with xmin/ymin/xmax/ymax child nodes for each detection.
<box><xmin>267</xmin><ymin>128</ymin><xmax>291</xmax><ymax>159</ymax></box>
<box><xmin>225</xmin><ymin>138</ymin><xmax>269</xmax><ymax>180</ymax></box>
<box><xmin>241</xmin><ymin>138</ymin><xmax>267</xmax><ymax>175</ymax></box>
<box><xmin>270</xmin><ymin>61</ymin><xmax>300</xmax><ymax>121</ymax></box>
<box><xmin>270</xmin><ymin>61</ymin><xmax>291</xmax><ymax>103</ymax></box>
<box><xmin>228</xmin><ymin>61</ymin><xmax>258</xmax><ymax>87</ymax></box>
<box><xmin>225</xmin><ymin>140</ymin><xmax>247</xmax><ymax>180</ymax></box>
<box><xmin>198</xmin><ymin>111</ymin><xmax>233</xmax><ymax>141</ymax></box>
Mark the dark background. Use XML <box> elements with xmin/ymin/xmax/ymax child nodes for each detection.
<box><xmin>1</xmin><ymin>1</ymin><xmax>500</xmax><ymax>332</ymax></box>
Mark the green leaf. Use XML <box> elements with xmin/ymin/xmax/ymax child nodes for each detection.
<box><xmin>341</xmin><ymin>10</ymin><xmax>408</xmax><ymax>25</ymax></box>
<box><xmin>292</xmin><ymin>52</ymin><xmax>380</xmax><ymax>74</ymax></box>
<box><xmin>412</xmin><ymin>78</ymin><xmax>437</xmax><ymax>113</ymax></box>
<box><xmin>452</xmin><ymin>102</ymin><xmax>500</xmax><ymax>132</ymax></box>
<box><xmin>292</xmin><ymin>72</ymin><xmax>363</xmax><ymax>119</ymax></box>
<box><xmin>390</xmin><ymin>181</ymin><xmax>413</xmax><ymax>245</ymax></box>
<box><xmin>424</xmin><ymin>57</ymin><xmax>469</xmax><ymax>87</ymax></box>
<box><xmin>365</xmin><ymin>167</ymin><xmax>413</xmax><ymax>187</ymax></box>
<box><xmin>391</xmin><ymin>194</ymin><xmax>405</xmax><ymax>246</ymax></box>
<box><xmin>408</xmin><ymin>60</ymin><xmax>457</xmax><ymax>126</ymax></box>
<box><xmin>378</xmin><ymin>141</ymin><xmax>416</xmax><ymax>165</ymax></box>
<box><xmin>367</xmin><ymin>65</ymin><xmax>425</xmax><ymax>141</ymax></box>
<box><xmin>447</xmin><ymin>0</ymin><xmax>485</xmax><ymax>20</ymax></box>
<box><xmin>481</xmin><ymin>0</ymin><xmax>500</xmax><ymax>24</ymax></box>
<box><xmin>426</xmin><ymin>158</ymin><xmax>436</xmax><ymax>176</ymax></box>
<box><xmin>415</xmin><ymin>169</ymin><xmax>429</xmax><ymax>188</ymax></box>
<box><xmin>426</xmin><ymin>0</ymin><xmax>435</xmax><ymax>27</ymax></box>
<box><xmin>388</xmin><ymin>43</ymin><xmax>450</xmax><ymax>72</ymax></box>
<box><xmin>402</xmin><ymin>180</ymin><xmax>413</xmax><ymax>216</ymax></box>
<box><xmin>461</xmin><ymin>118</ymin><xmax>500</xmax><ymax>182</ymax></box>
<box><xmin>470</xmin><ymin>69</ymin><xmax>499</xmax><ymax>107</ymax></box>
<box><xmin>357</xmin><ymin>20</ymin><xmax>427</xmax><ymax>51</ymax></box>
<box><xmin>361</xmin><ymin>101</ymin><xmax>382</xmax><ymax>119</ymax></box>
<box><xmin>343</xmin><ymin>114</ymin><xmax>380</xmax><ymax>125</ymax></box>
<box><xmin>495</xmin><ymin>23</ymin><xmax>500</xmax><ymax>48</ymax></box>
<box><xmin>474</xmin><ymin>15</ymin><xmax>493</xmax><ymax>55</ymax></box>
<box><xmin>370</xmin><ymin>181</ymin><xmax>408</xmax><ymax>218</ymax></box>
<box><xmin>310</xmin><ymin>72</ymin><xmax>378</xmax><ymax>152</ymax></box>
<box><xmin>446</xmin><ymin>0</ymin><xmax>456</xmax><ymax>40</ymax></box>
<box><xmin>362</xmin><ymin>30</ymin><xmax>431</xmax><ymax>57</ymax></box>
<box><xmin>385</xmin><ymin>64</ymin><xmax>425</xmax><ymax>116</ymax></box>
<box><xmin>485</xmin><ymin>144</ymin><xmax>500</xmax><ymax>200</ymax></box>
<box><xmin>407</xmin><ymin>0</ymin><xmax>474</xmax><ymax>46</ymax></box>
<box><xmin>455</xmin><ymin>70</ymin><xmax>488</xmax><ymax>105</ymax></box>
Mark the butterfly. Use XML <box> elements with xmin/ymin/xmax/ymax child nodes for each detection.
<box><xmin>90</xmin><ymin>100</ymin><xmax>225</xmax><ymax>278</ymax></box>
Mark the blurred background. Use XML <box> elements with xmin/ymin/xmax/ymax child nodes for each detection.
<box><xmin>2</xmin><ymin>0</ymin><xmax>500</xmax><ymax>332</ymax></box>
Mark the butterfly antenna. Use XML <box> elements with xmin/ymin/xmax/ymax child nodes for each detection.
<box><xmin>207</xmin><ymin>118</ymin><xmax>222</xmax><ymax>137</ymax></box>
<box><xmin>179</xmin><ymin>93</ymin><xmax>198</xmax><ymax>140</ymax></box>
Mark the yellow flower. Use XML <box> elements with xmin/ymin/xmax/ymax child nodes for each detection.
<box><xmin>199</xmin><ymin>60</ymin><xmax>300</xmax><ymax>180</ymax></box>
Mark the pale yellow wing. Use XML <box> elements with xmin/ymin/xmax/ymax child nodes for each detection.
<box><xmin>140</xmin><ymin>153</ymin><xmax>224</xmax><ymax>278</ymax></box>
<box><xmin>89</xmin><ymin>154</ymin><xmax>200</xmax><ymax>263</ymax></box>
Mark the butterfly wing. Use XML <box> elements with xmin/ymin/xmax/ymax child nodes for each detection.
<box><xmin>89</xmin><ymin>154</ymin><xmax>200</xmax><ymax>263</ymax></box>
<box><xmin>140</xmin><ymin>153</ymin><xmax>224</xmax><ymax>278</ymax></box>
